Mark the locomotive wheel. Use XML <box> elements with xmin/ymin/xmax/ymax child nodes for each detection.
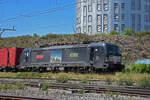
<box><xmin>39</xmin><ymin>67</ymin><xmax>47</xmax><ymax>73</ymax></box>
<box><xmin>39</xmin><ymin>67</ymin><xmax>43</xmax><ymax>72</ymax></box>
<box><xmin>64</xmin><ymin>67</ymin><xmax>69</xmax><ymax>73</ymax></box>
<box><xmin>26</xmin><ymin>67</ymin><xmax>32</xmax><ymax>72</ymax></box>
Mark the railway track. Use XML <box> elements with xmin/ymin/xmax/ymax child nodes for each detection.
<box><xmin>0</xmin><ymin>77</ymin><xmax>150</xmax><ymax>98</ymax></box>
<box><xmin>0</xmin><ymin>95</ymin><xmax>57</xmax><ymax>100</ymax></box>
<box><xmin>0</xmin><ymin>77</ymin><xmax>105</xmax><ymax>82</ymax></box>
<box><xmin>49</xmin><ymin>83</ymin><xmax>150</xmax><ymax>98</ymax></box>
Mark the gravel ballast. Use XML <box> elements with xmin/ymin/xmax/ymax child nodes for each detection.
<box><xmin>0</xmin><ymin>87</ymin><xmax>149</xmax><ymax>100</ymax></box>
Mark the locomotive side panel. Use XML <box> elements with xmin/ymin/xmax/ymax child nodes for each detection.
<box><xmin>50</xmin><ymin>49</ymin><xmax>62</xmax><ymax>63</ymax></box>
<box><xmin>62</xmin><ymin>47</ymin><xmax>90</xmax><ymax>66</ymax></box>
<box><xmin>30</xmin><ymin>50</ymin><xmax>50</xmax><ymax>64</ymax></box>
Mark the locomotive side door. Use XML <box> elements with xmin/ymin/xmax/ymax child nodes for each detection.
<box><xmin>20</xmin><ymin>49</ymin><xmax>30</xmax><ymax>65</ymax></box>
<box><xmin>92</xmin><ymin>47</ymin><xmax>105</xmax><ymax>69</ymax></box>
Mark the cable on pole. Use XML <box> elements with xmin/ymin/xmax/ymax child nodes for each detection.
<box><xmin>0</xmin><ymin>26</ymin><xmax>16</xmax><ymax>38</ymax></box>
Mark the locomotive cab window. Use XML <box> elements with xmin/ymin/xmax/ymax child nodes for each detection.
<box><xmin>106</xmin><ymin>45</ymin><xmax>121</xmax><ymax>56</ymax></box>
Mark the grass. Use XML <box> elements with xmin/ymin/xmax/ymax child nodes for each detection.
<box><xmin>125</xmin><ymin>64</ymin><xmax>150</xmax><ymax>73</ymax></box>
<box><xmin>136</xmin><ymin>78</ymin><xmax>150</xmax><ymax>87</ymax></box>
<box><xmin>115</xmin><ymin>72</ymin><xmax>150</xmax><ymax>81</ymax></box>
<box><xmin>0</xmin><ymin>72</ymin><xmax>149</xmax><ymax>87</ymax></box>
<box><xmin>0</xmin><ymin>83</ymin><xmax>25</xmax><ymax>90</ymax></box>
<box><xmin>56</xmin><ymin>76</ymin><xmax>70</xmax><ymax>83</ymax></box>
<box><xmin>41</xmin><ymin>83</ymin><xmax>50</xmax><ymax>91</ymax></box>
<box><xmin>0</xmin><ymin>72</ymin><xmax>149</xmax><ymax>82</ymax></box>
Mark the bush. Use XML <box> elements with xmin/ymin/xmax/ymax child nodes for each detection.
<box><xmin>109</xmin><ymin>30</ymin><xmax>119</xmax><ymax>35</ymax></box>
<box><xmin>123</xmin><ymin>29</ymin><xmax>135</xmax><ymax>35</ymax></box>
<box><xmin>78</xmin><ymin>89</ymin><xmax>85</xmax><ymax>94</ymax></box>
<box><xmin>117</xmin><ymin>79</ymin><xmax>134</xmax><ymax>86</ymax></box>
<box><xmin>56</xmin><ymin>76</ymin><xmax>70</xmax><ymax>83</ymax></box>
<box><xmin>125</xmin><ymin>64</ymin><xmax>150</xmax><ymax>73</ymax></box>
<box><xmin>136</xmin><ymin>78</ymin><xmax>150</xmax><ymax>87</ymax></box>
<box><xmin>105</xmin><ymin>78</ymin><xmax>112</xmax><ymax>85</ymax></box>
<box><xmin>41</xmin><ymin>83</ymin><xmax>50</xmax><ymax>91</ymax></box>
<box><xmin>136</xmin><ymin>31</ymin><xmax>150</xmax><ymax>36</ymax></box>
<box><xmin>81</xmin><ymin>79</ymin><xmax>89</xmax><ymax>84</ymax></box>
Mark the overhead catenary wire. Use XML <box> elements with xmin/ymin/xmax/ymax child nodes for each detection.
<box><xmin>0</xmin><ymin>0</ymin><xmax>85</xmax><ymax>23</ymax></box>
<box><xmin>0</xmin><ymin>0</ymin><xmax>95</xmax><ymax>36</ymax></box>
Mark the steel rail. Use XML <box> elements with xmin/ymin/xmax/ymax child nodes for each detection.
<box><xmin>0</xmin><ymin>77</ymin><xmax>150</xmax><ymax>90</ymax></box>
<box><xmin>48</xmin><ymin>83</ymin><xmax>150</xmax><ymax>98</ymax></box>
<box><xmin>0</xmin><ymin>95</ymin><xmax>57</xmax><ymax>100</ymax></box>
<box><xmin>0</xmin><ymin>77</ymin><xmax>105</xmax><ymax>82</ymax></box>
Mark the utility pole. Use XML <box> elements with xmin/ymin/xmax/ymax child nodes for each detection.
<box><xmin>0</xmin><ymin>26</ymin><xmax>16</xmax><ymax>38</ymax></box>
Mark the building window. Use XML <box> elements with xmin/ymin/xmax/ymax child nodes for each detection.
<box><xmin>83</xmin><ymin>16</ymin><xmax>87</xmax><ymax>25</ymax></box>
<box><xmin>83</xmin><ymin>0</ymin><xmax>87</xmax><ymax>3</ymax></box>
<box><xmin>103</xmin><ymin>0</ymin><xmax>109</xmax><ymax>11</ymax></box>
<box><xmin>76</xmin><ymin>17</ymin><xmax>81</xmax><ymax>24</ymax></box>
<box><xmin>88</xmin><ymin>5</ymin><xmax>92</xmax><ymax>12</ymax></box>
<box><xmin>114</xmin><ymin>24</ymin><xmax>119</xmax><ymax>31</ymax></box>
<box><xmin>121</xmin><ymin>24</ymin><xmax>125</xmax><ymax>31</ymax></box>
<box><xmin>121</xmin><ymin>13</ymin><xmax>125</xmax><ymax>20</ymax></box>
<box><xmin>97</xmin><ymin>14</ymin><xmax>102</xmax><ymax>25</ymax></box>
<box><xmin>144</xmin><ymin>14</ymin><xmax>150</xmax><ymax>23</ymax></box>
<box><xmin>144</xmin><ymin>25</ymin><xmax>150</xmax><ymax>31</ymax></box>
<box><xmin>103</xmin><ymin>14</ymin><xmax>108</xmax><ymax>24</ymax></box>
<box><xmin>103</xmin><ymin>25</ymin><xmax>108</xmax><ymax>33</ymax></box>
<box><xmin>131</xmin><ymin>0</ymin><xmax>135</xmax><ymax>10</ymax></box>
<box><xmin>77</xmin><ymin>27</ymin><xmax>81</xmax><ymax>33</ymax></box>
<box><xmin>114</xmin><ymin>3</ymin><xmax>119</xmax><ymax>20</ymax></box>
<box><xmin>97</xmin><ymin>25</ymin><xmax>101</xmax><ymax>32</ymax></box>
<box><xmin>144</xmin><ymin>15</ymin><xmax>147</xmax><ymax>22</ymax></box>
<box><xmin>131</xmin><ymin>14</ymin><xmax>135</xmax><ymax>30</ymax></box>
<box><xmin>88</xmin><ymin>0</ymin><xmax>92</xmax><ymax>12</ymax></box>
<box><xmin>97</xmin><ymin>14</ymin><xmax>102</xmax><ymax>32</ymax></box>
<box><xmin>83</xmin><ymin>26</ymin><xmax>87</xmax><ymax>33</ymax></box>
<box><xmin>149</xmin><ymin>15</ymin><xmax>150</xmax><ymax>23</ymax></box>
<box><xmin>88</xmin><ymin>15</ymin><xmax>92</xmax><ymax>22</ymax></box>
<box><xmin>144</xmin><ymin>5</ymin><xmax>150</xmax><ymax>12</ymax></box>
<box><xmin>137</xmin><ymin>15</ymin><xmax>141</xmax><ymax>31</ymax></box>
<box><xmin>77</xmin><ymin>0</ymin><xmax>81</xmax><ymax>6</ymax></box>
<box><xmin>88</xmin><ymin>25</ymin><xmax>92</xmax><ymax>34</ymax></box>
<box><xmin>103</xmin><ymin>14</ymin><xmax>108</xmax><ymax>33</ymax></box>
<box><xmin>97</xmin><ymin>4</ymin><xmax>102</xmax><ymax>11</ymax></box>
<box><xmin>137</xmin><ymin>0</ymin><xmax>141</xmax><ymax>10</ymax></box>
<box><xmin>97</xmin><ymin>0</ymin><xmax>102</xmax><ymax>11</ymax></box>
<box><xmin>121</xmin><ymin>3</ymin><xmax>125</xmax><ymax>9</ymax></box>
<box><xmin>83</xmin><ymin>6</ymin><xmax>87</xmax><ymax>16</ymax></box>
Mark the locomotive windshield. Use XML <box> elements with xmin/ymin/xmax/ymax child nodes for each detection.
<box><xmin>106</xmin><ymin>45</ymin><xmax>121</xmax><ymax>56</ymax></box>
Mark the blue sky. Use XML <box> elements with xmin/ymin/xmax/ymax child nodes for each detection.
<box><xmin>0</xmin><ymin>0</ymin><xmax>76</xmax><ymax>37</ymax></box>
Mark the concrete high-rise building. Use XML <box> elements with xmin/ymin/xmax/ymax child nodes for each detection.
<box><xmin>76</xmin><ymin>0</ymin><xmax>150</xmax><ymax>34</ymax></box>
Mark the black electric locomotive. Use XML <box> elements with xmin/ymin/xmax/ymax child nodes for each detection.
<box><xmin>19</xmin><ymin>42</ymin><xmax>124</xmax><ymax>72</ymax></box>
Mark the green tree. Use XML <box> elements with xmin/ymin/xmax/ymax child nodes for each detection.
<box><xmin>123</xmin><ymin>29</ymin><xmax>135</xmax><ymax>35</ymax></box>
<box><xmin>109</xmin><ymin>30</ymin><xmax>119</xmax><ymax>35</ymax></box>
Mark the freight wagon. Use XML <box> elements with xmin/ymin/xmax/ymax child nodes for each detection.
<box><xmin>0</xmin><ymin>48</ymin><xmax>24</xmax><ymax>71</ymax></box>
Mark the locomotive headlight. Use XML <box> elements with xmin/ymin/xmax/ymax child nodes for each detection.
<box><xmin>105</xmin><ymin>57</ymin><xmax>108</xmax><ymax>62</ymax></box>
<box><xmin>117</xmin><ymin>56</ymin><xmax>121</xmax><ymax>62</ymax></box>
<box><xmin>109</xmin><ymin>55</ymin><xmax>113</xmax><ymax>60</ymax></box>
